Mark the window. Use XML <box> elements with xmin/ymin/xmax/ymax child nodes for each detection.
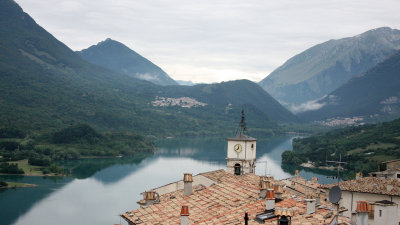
<box><xmin>368</xmin><ymin>205</ymin><xmax>374</xmax><ymax>219</ymax></box>
<box><xmin>397</xmin><ymin>173</ymin><xmax>400</xmax><ymax>179</ymax></box>
<box><xmin>234</xmin><ymin>164</ymin><xmax>241</xmax><ymax>175</ymax></box>
<box><xmin>379</xmin><ymin>209</ymin><xmax>382</xmax><ymax>217</ymax></box>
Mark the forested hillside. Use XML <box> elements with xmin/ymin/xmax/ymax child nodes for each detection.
<box><xmin>283</xmin><ymin>118</ymin><xmax>400</xmax><ymax>175</ymax></box>
<box><xmin>0</xmin><ymin>0</ymin><xmax>296</xmax><ymax>140</ymax></box>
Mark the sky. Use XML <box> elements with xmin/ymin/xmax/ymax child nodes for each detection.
<box><xmin>15</xmin><ymin>0</ymin><xmax>400</xmax><ymax>83</ymax></box>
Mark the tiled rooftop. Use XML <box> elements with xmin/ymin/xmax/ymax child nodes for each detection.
<box><xmin>322</xmin><ymin>177</ymin><xmax>400</xmax><ymax>196</ymax></box>
<box><xmin>288</xmin><ymin>176</ymin><xmax>321</xmax><ymax>190</ymax></box>
<box><xmin>122</xmin><ymin>170</ymin><xmax>348</xmax><ymax>225</ymax></box>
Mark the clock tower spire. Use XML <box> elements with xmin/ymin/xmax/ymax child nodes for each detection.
<box><xmin>226</xmin><ymin>111</ymin><xmax>257</xmax><ymax>175</ymax></box>
<box><xmin>236</xmin><ymin>110</ymin><xmax>247</xmax><ymax>136</ymax></box>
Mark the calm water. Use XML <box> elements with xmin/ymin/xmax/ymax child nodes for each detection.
<box><xmin>0</xmin><ymin>136</ymin><xmax>336</xmax><ymax>225</ymax></box>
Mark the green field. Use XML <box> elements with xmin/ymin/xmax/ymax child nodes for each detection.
<box><xmin>6</xmin><ymin>159</ymin><xmax>52</xmax><ymax>176</ymax></box>
<box><xmin>3</xmin><ymin>181</ymin><xmax>37</xmax><ymax>188</ymax></box>
<box><xmin>347</xmin><ymin>143</ymin><xmax>397</xmax><ymax>154</ymax></box>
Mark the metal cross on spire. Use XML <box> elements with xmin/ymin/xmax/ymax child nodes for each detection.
<box><xmin>236</xmin><ymin>110</ymin><xmax>247</xmax><ymax>136</ymax></box>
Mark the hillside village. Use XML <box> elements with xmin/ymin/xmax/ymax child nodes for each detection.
<box><xmin>317</xmin><ymin>117</ymin><xmax>365</xmax><ymax>127</ymax></box>
<box><xmin>151</xmin><ymin>96</ymin><xmax>208</xmax><ymax>108</ymax></box>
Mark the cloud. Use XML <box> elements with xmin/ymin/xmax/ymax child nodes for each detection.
<box><xmin>289</xmin><ymin>94</ymin><xmax>341</xmax><ymax>113</ymax></box>
<box><xmin>289</xmin><ymin>99</ymin><xmax>326</xmax><ymax>114</ymax></box>
<box><xmin>135</xmin><ymin>73</ymin><xmax>160</xmax><ymax>82</ymax></box>
<box><xmin>15</xmin><ymin>0</ymin><xmax>400</xmax><ymax>83</ymax></box>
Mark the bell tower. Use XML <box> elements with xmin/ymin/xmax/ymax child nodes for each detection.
<box><xmin>226</xmin><ymin>110</ymin><xmax>257</xmax><ymax>175</ymax></box>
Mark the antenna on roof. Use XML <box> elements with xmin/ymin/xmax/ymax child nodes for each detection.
<box><xmin>244</xmin><ymin>212</ymin><xmax>249</xmax><ymax>225</ymax></box>
<box><xmin>326</xmin><ymin>153</ymin><xmax>346</xmax><ymax>184</ymax></box>
<box><xmin>235</xmin><ymin>109</ymin><xmax>247</xmax><ymax>136</ymax></box>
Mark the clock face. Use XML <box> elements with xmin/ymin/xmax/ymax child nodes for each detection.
<box><xmin>234</xmin><ymin>144</ymin><xmax>242</xmax><ymax>153</ymax></box>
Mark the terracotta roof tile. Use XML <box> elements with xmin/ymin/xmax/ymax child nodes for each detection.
<box><xmin>322</xmin><ymin>177</ymin><xmax>400</xmax><ymax>196</ymax></box>
<box><xmin>122</xmin><ymin>170</ymin><xmax>348</xmax><ymax>225</ymax></box>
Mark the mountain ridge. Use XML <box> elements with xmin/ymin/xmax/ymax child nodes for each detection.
<box><xmin>298</xmin><ymin>50</ymin><xmax>400</xmax><ymax>121</ymax></box>
<box><xmin>259</xmin><ymin>27</ymin><xmax>400</xmax><ymax>108</ymax></box>
<box><xmin>77</xmin><ymin>38</ymin><xmax>177</xmax><ymax>86</ymax></box>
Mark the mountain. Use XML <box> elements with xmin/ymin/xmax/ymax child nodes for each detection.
<box><xmin>259</xmin><ymin>27</ymin><xmax>400</xmax><ymax>110</ymax></box>
<box><xmin>0</xmin><ymin>0</ymin><xmax>296</xmax><ymax>138</ymax></box>
<box><xmin>77</xmin><ymin>39</ymin><xmax>177</xmax><ymax>86</ymax></box>
<box><xmin>298</xmin><ymin>50</ymin><xmax>400</xmax><ymax>122</ymax></box>
<box><xmin>0</xmin><ymin>0</ymin><xmax>156</xmax><ymax>132</ymax></box>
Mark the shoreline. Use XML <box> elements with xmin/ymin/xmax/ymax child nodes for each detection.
<box><xmin>1</xmin><ymin>155</ymin><xmax>142</xmax><ymax>177</ymax></box>
<box><xmin>0</xmin><ymin>182</ymin><xmax>38</xmax><ymax>189</ymax></box>
<box><xmin>79</xmin><ymin>155</ymin><xmax>123</xmax><ymax>159</ymax></box>
<box><xmin>300</xmin><ymin>162</ymin><xmax>338</xmax><ymax>171</ymax></box>
<box><xmin>0</xmin><ymin>173</ymin><xmax>67</xmax><ymax>177</ymax></box>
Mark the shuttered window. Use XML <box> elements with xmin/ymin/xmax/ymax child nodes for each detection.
<box><xmin>368</xmin><ymin>204</ymin><xmax>374</xmax><ymax>219</ymax></box>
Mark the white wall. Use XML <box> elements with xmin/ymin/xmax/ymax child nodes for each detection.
<box><xmin>374</xmin><ymin>204</ymin><xmax>398</xmax><ymax>225</ymax></box>
<box><xmin>226</xmin><ymin>140</ymin><xmax>256</xmax><ymax>160</ymax></box>
<box><xmin>335</xmin><ymin>191</ymin><xmax>400</xmax><ymax>224</ymax></box>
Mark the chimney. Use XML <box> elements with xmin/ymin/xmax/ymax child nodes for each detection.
<box><xmin>267</xmin><ymin>180</ymin><xmax>274</xmax><ymax>189</ymax></box>
<box><xmin>311</xmin><ymin>177</ymin><xmax>318</xmax><ymax>183</ymax></box>
<box><xmin>275</xmin><ymin>208</ymin><xmax>295</xmax><ymax>224</ymax></box>
<box><xmin>183</xmin><ymin>173</ymin><xmax>193</xmax><ymax>196</ymax></box>
<box><xmin>259</xmin><ymin>180</ymin><xmax>268</xmax><ymax>199</ymax></box>
<box><xmin>356</xmin><ymin>172</ymin><xmax>363</xmax><ymax>179</ymax></box>
<box><xmin>274</xmin><ymin>184</ymin><xmax>283</xmax><ymax>200</ymax></box>
<box><xmin>137</xmin><ymin>190</ymin><xmax>159</xmax><ymax>208</ymax></box>
<box><xmin>295</xmin><ymin>169</ymin><xmax>299</xmax><ymax>177</ymax></box>
<box><xmin>315</xmin><ymin>189</ymin><xmax>321</xmax><ymax>206</ymax></box>
<box><xmin>180</xmin><ymin>205</ymin><xmax>189</xmax><ymax>225</ymax></box>
<box><xmin>356</xmin><ymin>201</ymin><xmax>369</xmax><ymax>225</ymax></box>
<box><xmin>351</xmin><ymin>212</ymin><xmax>357</xmax><ymax>225</ymax></box>
<box><xmin>266</xmin><ymin>189</ymin><xmax>275</xmax><ymax>211</ymax></box>
<box><xmin>305</xmin><ymin>198</ymin><xmax>316</xmax><ymax>214</ymax></box>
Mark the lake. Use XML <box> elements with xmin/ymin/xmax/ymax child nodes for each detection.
<box><xmin>0</xmin><ymin>136</ymin><xmax>336</xmax><ymax>225</ymax></box>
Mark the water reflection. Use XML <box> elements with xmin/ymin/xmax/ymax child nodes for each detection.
<box><xmin>60</xmin><ymin>152</ymin><xmax>152</xmax><ymax>183</ymax></box>
<box><xmin>0</xmin><ymin>136</ymin><xmax>335</xmax><ymax>225</ymax></box>
<box><xmin>0</xmin><ymin>176</ymin><xmax>72</xmax><ymax>225</ymax></box>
